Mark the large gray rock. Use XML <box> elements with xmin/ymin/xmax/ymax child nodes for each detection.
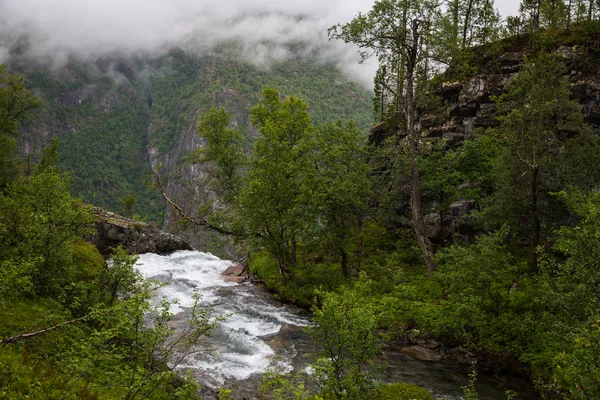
<box><xmin>401</xmin><ymin>345</ymin><xmax>442</xmax><ymax>362</ymax></box>
<box><xmin>90</xmin><ymin>207</ymin><xmax>193</xmax><ymax>256</ymax></box>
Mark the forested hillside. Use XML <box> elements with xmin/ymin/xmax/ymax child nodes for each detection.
<box><xmin>9</xmin><ymin>45</ymin><xmax>373</xmax><ymax>225</ymax></box>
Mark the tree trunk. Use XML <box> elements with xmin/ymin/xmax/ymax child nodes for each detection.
<box><xmin>531</xmin><ymin>167</ymin><xmax>541</xmax><ymax>273</ymax></box>
<box><xmin>340</xmin><ymin>248</ymin><xmax>350</xmax><ymax>280</ymax></box>
<box><xmin>533</xmin><ymin>0</ymin><xmax>541</xmax><ymax>33</ymax></box>
<box><xmin>404</xmin><ymin>26</ymin><xmax>437</xmax><ymax>273</ymax></box>
<box><xmin>462</xmin><ymin>0</ymin><xmax>474</xmax><ymax>50</ymax></box>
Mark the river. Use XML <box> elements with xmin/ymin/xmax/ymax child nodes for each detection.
<box><xmin>135</xmin><ymin>250</ymin><xmax>537</xmax><ymax>400</ymax></box>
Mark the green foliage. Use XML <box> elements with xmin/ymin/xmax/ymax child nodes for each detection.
<box><xmin>433</xmin><ymin>228</ymin><xmax>528</xmax><ymax>344</ymax></box>
<box><xmin>240</xmin><ymin>87</ymin><xmax>315</xmax><ymax>279</ymax></box>
<box><xmin>0</xmin><ymin>137</ymin><xmax>206</xmax><ymax>399</ymax></box>
<box><xmin>309</xmin><ymin>281</ymin><xmax>383</xmax><ymax>400</ymax></box>
<box><xmin>376</xmin><ymin>383</ymin><xmax>434</xmax><ymax>400</ymax></box>
<box><xmin>0</xmin><ymin>65</ymin><xmax>40</xmax><ymax>190</ymax></box>
<box><xmin>0</xmin><ymin>163</ymin><xmax>95</xmax><ymax>303</ymax></box>
<box><xmin>123</xmin><ymin>191</ymin><xmax>136</xmax><ymax>219</ymax></box>
<box><xmin>195</xmin><ymin>107</ymin><xmax>246</xmax><ymax>207</ymax></box>
<box><xmin>484</xmin><ymin>53</ymin><xmax>590</xmax><ymax>269</ymax></box>
<box><xmin>197</xmin><ymin>88</ymin><xmax>372</xmax><ymax>291</ymax></box>
<box><xmin>249</xmin><ymin>251</ymin><xmax>345</xmax><ymax>306</ymax></box>
<box><xmin>555</xmin><ymin>319</ymin><xmax>600</xmax><ymax>399</ymax></box>
<box><xmin>435</xmin><ymin>0</ymin><xmax>502</xmax><ymax>78</ymax></box>
<box><xmin>311</xmin><ymin>121</ymin><xmax>371</xmax><ymax>278</ymax></box>
<box><xmin>260</xmin><ymin>370</ymin><xmax>314</xmax><ymax>400</ymax></box>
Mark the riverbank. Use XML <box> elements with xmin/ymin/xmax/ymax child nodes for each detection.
<box><xmin>245</xmin><ymin>254</ymin><xmax>544</xmax><ymax>399</ymax></box>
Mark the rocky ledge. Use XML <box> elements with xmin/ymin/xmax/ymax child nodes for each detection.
<box><xmin>89</xmin><ymin>207</ymin><xmax>193</xmax><ymax>256</ymax></box>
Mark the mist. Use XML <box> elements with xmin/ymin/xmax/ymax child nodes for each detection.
<box><xmin>0</xmin><ymin>0</ymin><xmax>384</xmax><ymax>86</ymax></box>
<box><xmin>0</xmin><ymin>0</ymin><xmax>522</xmax><ymax>87</ymax></box>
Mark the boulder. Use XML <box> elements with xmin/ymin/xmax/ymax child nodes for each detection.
<box><xmin>222</xmin><ymin>262</ymin><xmax>245</xmax><ymax>277</ymax></box>
<box><xmin>401</xmin><ymin>345</ymin><xmax>442</xmax><ymax>362</ymax></box>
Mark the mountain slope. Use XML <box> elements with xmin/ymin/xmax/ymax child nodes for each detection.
<box><xmin>9</xmin><ymin>46</ymin><xmax>373</xmax><ymax>227</ymax></box>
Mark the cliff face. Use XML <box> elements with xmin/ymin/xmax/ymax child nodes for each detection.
<box><xmin>372</xmin><ymin>45</ymin><xmax>600</xmax><ymax>147</ymax></box>
<box><xmin>370</xmin><ymin>43</ymin><xmax>600</xmax><ymax>244</ymax></box>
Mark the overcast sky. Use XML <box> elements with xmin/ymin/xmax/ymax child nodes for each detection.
<box><xmin>0</xmin><ymin>0</ymin><xmax>523</xmax><ymax>86</ymax></box>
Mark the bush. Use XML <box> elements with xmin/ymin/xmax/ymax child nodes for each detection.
<box><xmin>377</xmin><ymin>383</ymin><xmax>434</xmax><ymax>400</ymax></box>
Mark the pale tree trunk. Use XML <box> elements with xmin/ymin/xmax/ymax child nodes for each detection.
<box><xmin>404</xmin><ymin>19</ymin><xmax>437</xmax><ymax>273</ymax></box>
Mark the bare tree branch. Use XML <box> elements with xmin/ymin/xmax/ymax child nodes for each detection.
<box><xmin>1</xmin><ymin>314</ymin><xmax>91</xmax><ymax>345</ymax></box>
<box><xmin>153</xmin><ymin>171</ymin><xmax>234</xmax><ymax>236</ymax></box>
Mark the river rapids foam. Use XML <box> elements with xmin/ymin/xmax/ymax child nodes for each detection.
<box><xmin>134</xmin><ymin>250</ymin><xmax>309</xmax><ymax>387</ymax></box>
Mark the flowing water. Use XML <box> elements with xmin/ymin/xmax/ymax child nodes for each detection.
<box><xmin>135</xmin><ymin>250</ymin><xmax>537</xmax><ymax>400</ymax></box>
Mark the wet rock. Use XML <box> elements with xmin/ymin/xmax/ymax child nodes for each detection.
<box><xmin>89</xmin><ymin>207</ymin><xmax>193</xmax><ymax>256</ymax></box>
<box><xmin>222</xmin><ymin>262</ymin><xmax>245</xmax><ymax>277</ymax></box>
<box><xmin>222</xmin><ymin>262</ymin><xmax>248</xmax><ymax>283</ymax></box>
<box><xmin>401</xmin><ymin>345</ymin><xmax>442</xmax><ymax>362</ymax></box>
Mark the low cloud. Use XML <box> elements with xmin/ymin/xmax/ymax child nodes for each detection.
<box><xmin>0</xmin><ymin>0</ymin><xmax>379</xmax><ymax>87</ymax></box>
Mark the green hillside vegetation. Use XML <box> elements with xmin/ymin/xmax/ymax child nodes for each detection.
<box><xmin>10</xmin><ymin>46</ymin><xmax>372</xmax><ymax>224</ymax></box>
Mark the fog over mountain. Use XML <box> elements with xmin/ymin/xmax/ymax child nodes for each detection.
<box><xmin>0</xmin><ymin>0</ymin><xmax>521</xmax><ymax>87</ymax></box>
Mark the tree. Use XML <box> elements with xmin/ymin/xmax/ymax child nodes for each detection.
<box><xmin>123</xmin><ymin>191</ymin><xmax>136</xmax><ymax>219</ymax></box>
<box><xmin>520</xmin><ymin>0</ymin><xmax>543</xmax><ymax>33</ymax></box>
<box><xmin>436</xmin><ymin>0</ymin><xmax>501</xmax><ymax>70</ymax></box>
<box><xmin>0</xmin><ymin>140</ymin><xmax>95</xmax><ymax>300</ymax></box>
<box><xmin>241</xmin><ymin>87</ymin><xmax>315</xmax><ymax>281</ymax></box>
<box><xmin>0</xmin><ymin>65</ymin><xmax>40</xmax><ymax>190</ymax></box>
<box><xmin>195</xmin><ymin>107</ymin><xmax>246</xmax><ymax>207</ymax></box>
<box><xmin>485</xmin><ymin>54</ymin><xmax>587</xmax><ymax>272</ymax></box>
<box><xmin>310</xmin><ymin>282</ymin><xmax>382</xmax><ymax>400</ymax></box>
<box><xmin>540</xmin><ymin>0</ymin><xmax>569</xmax><ymax>29</ymax></box>
<box><xmin>311</xmin><ymin>121</ymin><xmax>371</xmax><ymax>278</ymax></box>
<box><xmin>330</xmin><ymin>0</ymin><xmax>439</xmax><ymax>271</ymax></box>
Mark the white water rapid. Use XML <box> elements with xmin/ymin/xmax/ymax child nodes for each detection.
<box><xmin>134</xmin><ymin>250</ymin><xmax>310</xmax><ymax>391</ymax></box>
<box><xmin>134</xmin><ymin>250</ymin><xmax>537</xmax><ymax>400</ymax></box>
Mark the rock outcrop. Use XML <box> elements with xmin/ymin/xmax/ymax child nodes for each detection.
<box><xmin>370</xmin><ymin>43</ymin><xmax>600</xmax><ymax>245</ymax></box>
<box><xmin>90</xmin><ymin>207</ymin><xmax>193</xmax><ymax>256</ymax></box>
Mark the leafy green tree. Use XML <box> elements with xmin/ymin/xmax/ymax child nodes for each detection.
<box><xmin>485</xmin><ymin>54</ymin><xmax>587</xmax><ymax>272</ymax></box>
<box><xmin>123</xmin><ymin>191</ymin><xmax>136</xmax><ymax>219</ymax></box>
<box><xmin>310</xmin><ymin>282</ymin><xmax>382</xmax><ymax>400</ymax></box>
<box><xmin>193</xmin><ymin>106</ymin><xmax>246</xmax><ymax>233</ymax></box>
<box><xmin>311</xmin><ymin>121</ymin><xmax>371</xmax><ymax>278</ymax></box>
<box><xmin>240</xmin><ymin>87</ymin><xmax>315</xmax><ymax>281</ymax></box>
<box><xmin>540</xmin><ymin>0</ymin><xmax>569</xmax><ymax>29</ymax></box>
<box><xmin>555</xmin><ymin>319</ymin><xmax>600</xmax><ymax>399</ymax></box>
<box><xmin>0</xmin><ymin>65</ymin><xmax>40</xmax><ymax>190</ymax></box>
<box><xmin>260</xmin><ymin>369</ymin><xmax>313</xmax><ymax>400</ymax></box>
<box><xmin>435</xmin><ymin>228</ymin><xmax>528</xmax><ymax>343</ymax></box>
<box><xmin>195</xmin><ymin>107</ymin><xmax>246</xmax><ymax>207</ymax></box>
<box><xmin>0</xmin><ymin>141</ymin><xmax>95</xmax><ymax>302</ymax></box>
<box><xmin>437</xmin><ymin>0</ymin><xmax>501</xmax><ymax>72</ymax></box>
<box><xmin>539</xmin><ymin>191</ymin><xmax>600</xmax><ymax>335</ymax></box>
<box><xmin>192</xmin><ymin>89</ymin><xmax>372</xmax><ymax>284</ymax></box>
<box><xmin>330</xmin><ymin>0</ymin><xmax>440</xmax><ymax>271</ymax></box>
